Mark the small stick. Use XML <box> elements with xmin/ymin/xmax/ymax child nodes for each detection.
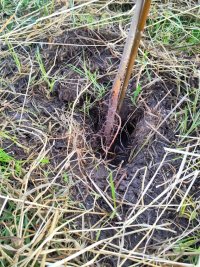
<box><xmin>0</xmin><ymin>13</ymin><xmax>15</xmax><ymax>33</ymax></box>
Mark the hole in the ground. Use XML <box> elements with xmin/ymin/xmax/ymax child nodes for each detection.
<box><xmin>108</xmin><ymin>120</ymin><xmax>135</xmax><ymax>165</ymax></box>
<box><xmin>88</xmin><ymin>103</ymin><xmax>144</xmax><ymax>166</ymax></box>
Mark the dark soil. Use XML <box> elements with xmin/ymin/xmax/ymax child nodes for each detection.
<box><xmin>1</xmin><ymin>28</ymin><xmax>200</xmax><ymax>266</ymax></box>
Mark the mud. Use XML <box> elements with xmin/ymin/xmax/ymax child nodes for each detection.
<box><xmin>87</xmin><ymin>82</ymin><xmax>181</xmax><ymax>244</ymax></box>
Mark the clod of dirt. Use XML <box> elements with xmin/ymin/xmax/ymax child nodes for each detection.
<box><xmin>56</xmin><ymin>80</ymin><xmax>79</xmax><ymax>103</ymax></box>
<box><xmin>108</xmin><ymin>2</ymin><xmax>135</xmax><ymax>13</ymax></box>
<box><xmin>130</xmin><ymin>108</ymin><xmax>161</xmax><ymax>151</ymax></box>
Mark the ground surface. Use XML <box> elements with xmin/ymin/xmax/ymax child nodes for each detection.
<box><xmin>0</xmin><ymin>1</ymin><xmax>200</xmax><ymax>266</ymax></box>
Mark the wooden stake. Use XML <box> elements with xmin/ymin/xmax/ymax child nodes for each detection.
<box><xmin>117</xmin><ymin>0</ymin><xmax>152</xmax><ymax>112</ymax></box>
<box><xmin>103</xmin><ymin>0</ymin><xmax>151</xmax><ymax>148</ymax></box>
